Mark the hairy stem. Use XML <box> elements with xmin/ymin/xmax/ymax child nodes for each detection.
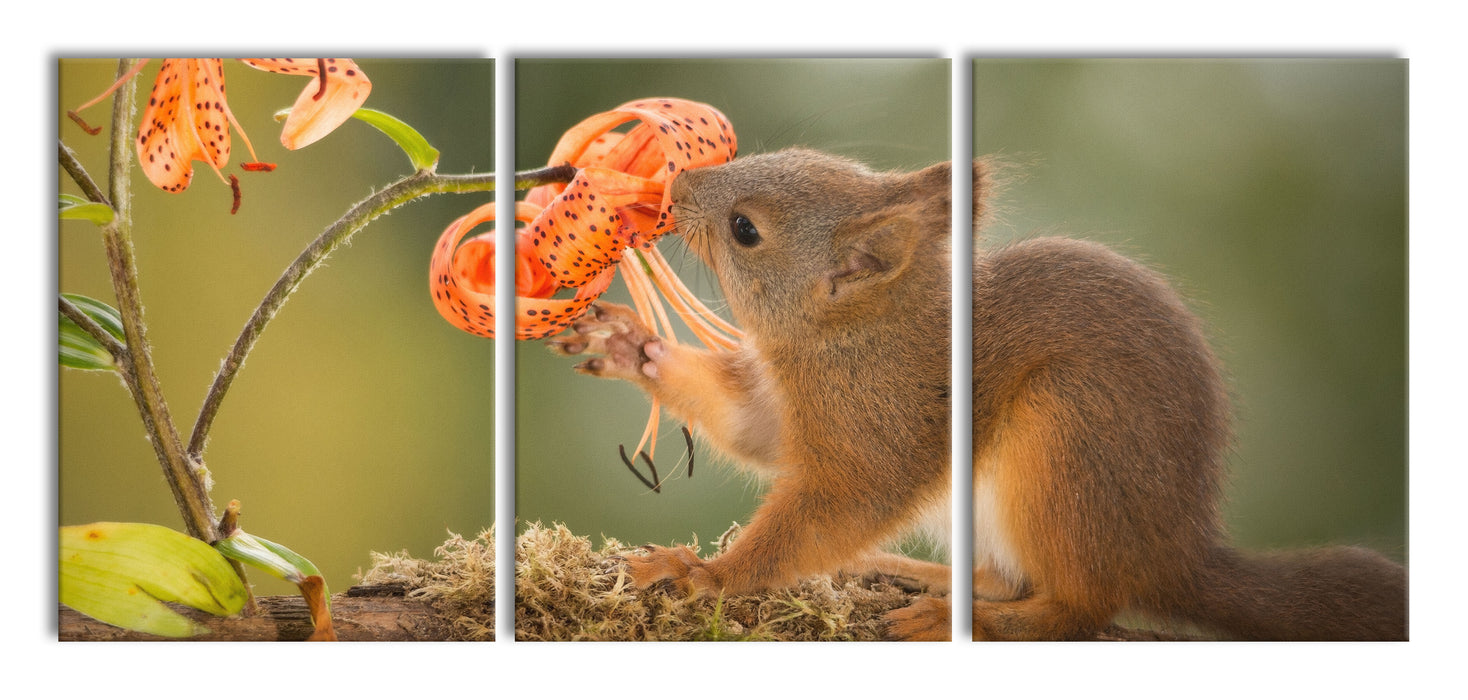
<box><xmin>59</xmin><ymin>140</ymin><xmax>110</xmax><ymax>206</ymax></box>
<box><xmin>188</xmin><ymin>170</ymin><xmax>495</xmax><ymax>457</ymax></box>
<box><xmin>58</xmin><ymin>147</ymin><xmax>128</xmax><ymax>363</ymax></box>
<box><xmin>187</xmin><ymin>162</ymin><xmax>574</xmax><ymax>461</ymax></box>
<box><xmin>94</xmin><ymin>59</ymin><xmax>219</xmax><ymax>542</ymax></box>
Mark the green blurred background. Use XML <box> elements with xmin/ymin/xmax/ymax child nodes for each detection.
<box><xmin>58</xmin><ymin>59</ymin><xmax>496</xmax><ymax>595</ymax></box>
<box><xmin>514</xmin><ymin>59</ymin><xmax>951</xmax><ymax>553</ymax></box>
<box><xmin>515</xmin><ymin>58</ymin><xmax>1406</xmax><ymax>570</ymax></box>
<box><xmin>57</xmin><ymin>57</ymin><xmax>1407</xmax><ymax>603</ymax></box>
<box><xmin>973</xmin><ymin>59</ymin><xmax>1406</xmax><ymax>560</ymax></box>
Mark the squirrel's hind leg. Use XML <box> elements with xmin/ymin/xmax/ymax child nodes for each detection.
<box><xmin>883</xmin><ymin>596</ymin><xmax>951</xmax><ymax>641</ymax></box>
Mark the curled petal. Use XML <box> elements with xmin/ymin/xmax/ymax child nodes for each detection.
<box><xmin>516</xmin><ymin>268</ymin><xmax>613</xmax><ymax>341</ymax></box>
<box><xmin>242</xmin><ymin>58</ymin><xmax>371</xmax><ymax>150</ymax></box>
<box><xmin>526</xmin><ymin>167</ymin><xmax>663</xmax><ymax>288</ymax></box>
<box><xmin>431</xmin><ymin>98</ymin><xmax>739</xmax><ymax>342</ymax></box>
<box><xmin>524</xmin><ymin>131</ymin><xmax>629</xmax><ymax>208</ymax></box>
<box><xmin>523</xmin><ymin>182</ymin><xmax>558</xmax><ymax>209</ymax></box>
<box><xmin>137</xmin><ymin>59</ymin><xmax>235</xmax><ymax>193</ymax></box>
<box><xmin>585</xmin><ymin>124</ymin><xmax>661</xmax><ymax>178</ymax></box>
<box><xmin>512</xmin><ymin>235</ymin><xmax>559</xmax><ymax>299</ymax></box>
<box><xmin>430</xmin><ymin>201</ymin><xmax>498</xmax><ymax>338</ymax></box>
<box><xmin>544</xmin><ymin>98</ymin><xmax>737</xmax><ymax>244</ymax></box>
<box><xmin>430</xmin><ymin>201</ymin><xmax>610</xmax><ymax>340</ymax></box>
<box><xmin>580</xmin><ymin>131</ymin><xmax>628</xmax><ymax>167</ymax></box>
<box><xmin>546</xmin><ymin>110</ymin><xmax>646</xmax><ymax>168</ymax></box>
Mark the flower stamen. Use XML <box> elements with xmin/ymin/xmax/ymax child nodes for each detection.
<box><xmin>67</xmin><ymin>59</ymin><xmax>151</xmax><ymax>136</ymax></box>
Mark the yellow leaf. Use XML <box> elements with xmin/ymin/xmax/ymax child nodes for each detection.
<box><xmin>60</xmin><ymin>523</ymin><xmax>248</xmax><ymax>638</ymax></box>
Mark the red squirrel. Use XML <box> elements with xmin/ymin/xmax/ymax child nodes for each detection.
<box><xmin>550</xmin><ymin>148</ymin><xmax>1407</xmax><ymax>640</ymax></box>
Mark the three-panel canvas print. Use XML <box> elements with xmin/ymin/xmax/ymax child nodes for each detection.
<box><xmin>57</xmin><ymin>57</ymin><xmax>1406</xmax><ymax>642</ymax></box>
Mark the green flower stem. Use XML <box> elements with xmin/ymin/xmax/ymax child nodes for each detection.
<box><xmin>94</xmin><ymin>59</ymin><xmax>219</xmax><ymax>544</ymax></box>
<box><xmin>188</xmin><ymin>163</ymin><xmax>574</xmax><ymax>456</ymax></box>
<box><xmin>187</xmin><ymin>169</ymin><xmax>495</xmax><ymax>458</ymax></box>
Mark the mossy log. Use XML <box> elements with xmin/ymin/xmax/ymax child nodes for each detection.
<box><xmin>58</xmin><ymin>585</ymin><xmax>479</xmax><ymax>641</ymax></box>
<box><xmin>56</xmin><ymin>525</ymin><xmax>1188</xmax><ymax>641</ymax></box>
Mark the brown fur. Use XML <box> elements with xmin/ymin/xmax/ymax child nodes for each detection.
<box><xmin>968</xmin><ymin>167</ymin><xmax>1405</xmax><ymax>641</ymax></box>
<box><xmin>551</xmin><ymin>149</ymin><xmax>954</xmax><ymax>630</ymax></box>
<box><xmin>550</xmin><ymin>148</ymin><xmax>1407</xmax><ymax>641</ymax></box>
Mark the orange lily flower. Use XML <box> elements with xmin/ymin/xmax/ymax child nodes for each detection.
<box><xmin>239</xmin><ymin>59</ymin><xmax>372</xmax><ymax>150</ymax></box>
<box><xmin>429</xmin><ymin>200</ymin><xmax>611</xmax><ymax>339</ymax></box>
<box><xmin>72</xmin><ymin>58</ymin><xmax>371</xmax><ymax>193</ymax></box>
<box><xmin>432</xmin><ymin>97</ymin><xmax>740</xmax><ymax>342</ymax></box>
<box><xmin>429</xmin><ymin>98</ymin><xmax>743</xmax><ymax>458</ymax></box>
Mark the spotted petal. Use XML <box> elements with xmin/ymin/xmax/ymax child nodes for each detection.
<box><xmin>525</xmin><ymin>167</ymin><xmax>664</xmax><ymax>288</ymax></box>
<box><xmin>543</xmin><ymin>98</ymin><xmax>737</xmax><ymax>244</ymax></box>
<box><xmin>431</xmin><ymin>201</ymin><xmax>613</xmax><ymax>340</ymax></box>
<box><xmin>136</xmin><ymin>59</ymin><xmax>236</xmax><ymax>193</ymax></box>
<box><xmin>242</xmin><ymin>59</ymin><xmax>371</xmax><ymax>150</ymax></box>
<box><xmin>430</xmin><ymin>98</ymin><xmax>739</xmax><ymax>342</ymax></box>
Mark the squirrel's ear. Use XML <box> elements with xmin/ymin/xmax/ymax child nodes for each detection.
<box><xmin>824</xmin><ymin>212</ymin><xmax>923</xmax><ymax>300</ymax></box>
<box><xmin>973</xmin><ymin>159</ymin><xmax>991</xmax><ymax>227</ymax></box>
<box><xmin>903</xmin><ymin>159</ymin><xmax>987</xmax><ymax>222</ymax></box>
<box><xmin>895</xmin><ymin>161</ymin><xmax>951</xmax><ymax>210</ymax></box>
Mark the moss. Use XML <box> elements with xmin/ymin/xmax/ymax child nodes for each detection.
<box><xmin>361</xmin><ymin>528</ymin><xmax>496</xmax><ymax>641</ymax></box>
<box><xmin>355</xmin><ymin>524</ymin><xmax>1188</xmax><ymax>641</ymax></box>
<box><xmin>514</xmin><ymin>521</ymin><xmax>927</xmax><ymax>641</ymax></box>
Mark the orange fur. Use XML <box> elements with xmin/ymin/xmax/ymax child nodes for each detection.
<box><xmin>556</xmin><ymin>150</ymin><xmax>955</xmax><ymax>637</ymax></box>
<box><xmin>555</xmin><ymin>149</ymin><xmax>1406</xmax><ymax>641</ymax></box>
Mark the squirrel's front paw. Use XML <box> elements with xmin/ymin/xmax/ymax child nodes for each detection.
<box><xmin>547</xmin><ymin>303</ymin><xmax>664</xmax><ymax>384</ymax></box>
<box><xmin>883</xmin><ymin>596</ymin><xmax>952</xmax><ymax>641</ymax></box>
<box><xmin>622</xmin><ymin>545</ymin><xmax>722</xmax><ymax>597</ymax></box>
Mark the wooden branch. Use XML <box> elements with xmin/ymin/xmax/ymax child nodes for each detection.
<box><xmin>58</xmin><ymin>585</ymin><xmax>482</xmax><ymax>642</ymax></box>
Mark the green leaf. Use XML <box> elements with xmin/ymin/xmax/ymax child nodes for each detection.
<box><xmin>59</xmin><ymin>294</ymin><xmax>125</xmax><ymax>371</ymax></box>
<box><xmin>59</xmin><ymin>194</ymin><xmax>115</xmax><ymax>225</ymax></box>
<box><xmin>60</xmin><ymin>324</ymin><xmax>115</xmax><ymax>370</ymax></box>
<box><xmin>62</xmin><ymin>293</ymin><xmax>125</xmax><ymax>340</ymax></box>
<box><xmin>215</xmin><ymin>530</ymin><xmax>334</xmax><ymax>636</ymax></box>
<box><xmin>60</xmin><ymin>522</ymin><xmax>249</xmax><ymax>638</ymax></box>
<box><xmin>215</xmin><ymin>530</ymin><xmax>324</xmax><ymax>590</ymax></box>
<box><xmin>350</xmin><ymin>108</ymin><xmax>440</xmax><ymax>171</ymax></box>
<box><xmin>274</xmin><ymin>106</ymin><xmax>439</xmax><ymax>170</ymax></box>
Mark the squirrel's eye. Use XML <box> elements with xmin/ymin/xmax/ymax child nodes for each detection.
<box><xmin>730</xmin><ymin>214</ymin><xmax>761</xmax><ymax>247</ymax></box>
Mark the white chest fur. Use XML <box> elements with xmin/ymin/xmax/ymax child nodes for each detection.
<box><xmin>973</xmin><ymin>476</ymin><xmax>1025</xmax><ymax>587</ymax></box>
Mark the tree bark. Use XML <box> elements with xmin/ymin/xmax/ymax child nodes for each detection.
<box><xmin>57</xmin><ymin>585</ymin><xmax>483</xmax><ymax>642</ymax></box>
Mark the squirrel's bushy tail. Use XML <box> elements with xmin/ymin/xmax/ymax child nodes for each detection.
<box><xmin>1161</xmin><ymin>545</ymin><xmax>1407</xmax><ymax>640</ymax></box>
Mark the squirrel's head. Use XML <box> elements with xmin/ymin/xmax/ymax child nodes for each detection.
<box><xmin>670</xmin><ymin>148</ymin><xmax>963</xmax><ymax>338</ymax></box>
